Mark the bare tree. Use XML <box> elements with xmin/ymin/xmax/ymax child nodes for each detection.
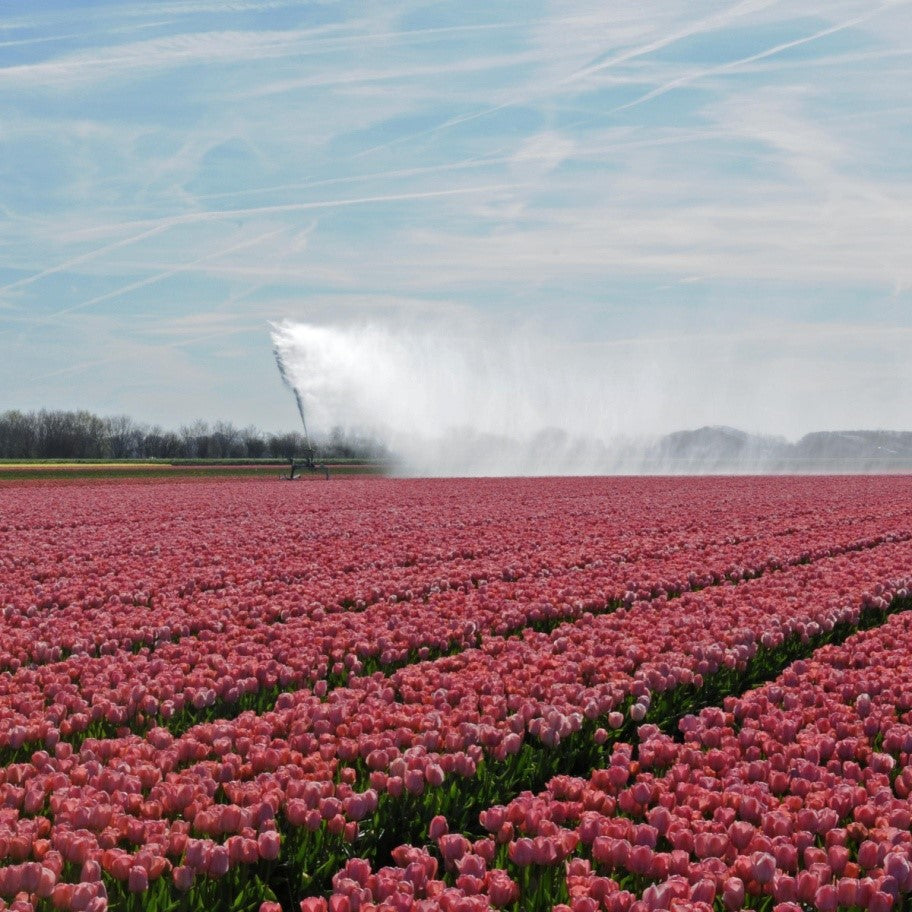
<box><xmin>0</xmin><ymin>409</ymin><xmax>386</xmax><ymax>460</ymax></box>
<box><xmin>242</xmin><ymin>425</ymin><xmax>267</xmax><ymax>459</ymax></box>
<box><xmin>0</xmin><ymin>411</ymin><xmax>38</xmax><ymax>458</ymax></box>
<box><xmin>105</xmin><ymin>415</ymin><xmax>141</xmax><ymax>458</ymax></box>
<box><xmin>211</xmin><ymin>420</ymin><xmax>242</xmax><ymax>458</ymax></box>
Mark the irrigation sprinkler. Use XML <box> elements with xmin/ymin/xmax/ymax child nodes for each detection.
<box><xmin>282</xmin><ymin>447</ymin><xmax>330</xmax><ymax>481</ymax></box>
<box><xmin>274</xmin><ymin>347</ymin><xmax>330</xmax><ymax>480</ymax></box>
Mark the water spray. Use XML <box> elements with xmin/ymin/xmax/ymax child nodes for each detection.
<box><xmin>273</xmin><ymin>344</ymin><xmax>329</xmax><ymax>480</ymax></box>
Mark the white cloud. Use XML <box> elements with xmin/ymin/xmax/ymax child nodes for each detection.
<box><xmin>510</xmin><ymin>131</ymin><xmax>576</xmax><ymax>180</ymax></box>
<box><xmin>0</xmin><ymin>28</ymin><xmax>342</xmax><ymax>87</ymax></box>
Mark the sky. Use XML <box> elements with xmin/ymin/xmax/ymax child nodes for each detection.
<box><xmin>1</xmin><ymin>0</ymin><xmax>911</xmax><ymax>440</ymax></box>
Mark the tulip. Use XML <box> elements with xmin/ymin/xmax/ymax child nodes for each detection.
<box><xmin>508</xmin><ymin>838</ymin><xmax>534</xmax><ymax>867</ymax></box>
<box><xmin>858</xmin><ymin>841</ymin><xmax>879</xmax><ymax>869</ymax></box>
<box><xmin>208</xmin><ymin>845</ymin><xmax>230</xmax><ymax>878</ymax></box>
<box><xmin>630</xmin><ymin>845</ymin><xmax>654</xmax><ymax>876</ymax></box>
<box><xmin>127</xmin><ymin>866</ymin><xmax>149</xmax><ymax>893</ymax></box>
<box><xmin>884</xmin><ymin>853</ymin><xmax>911</xmax><ymax>889</ymax></box>
<box><xmin>723</xmin><ymin>878</ymin><xmax>745</xmax><ymax>910</ymax></box>
<box><xmin>870</xmin><ymin>892</ymin><xmax>894</xmax><ymax>912</ymax></box>
<box><xmin>836</xmin><ymin>878</ymin><xmax>858</xmax><ymax>907</ymax></box>
<box><xmin>439</xmin><ymin>834</ymin><xmax>471</xmax><ymax>869</ymax></box>
<box><xmin>751</xmin><ymin>852</ymin><xmax>776</xmax><ymax>885</ymax></box>
<box><xmin>300</xmin><ymin>900</ymin><xmax>329</xmax><ymax>912</ymax></box>
<box><xmin>386</xmin><ymin>776</ymin><xmax>404</xmax><ymax>799</ymax></box>
<box><xmin>796</xmin><ymin>870</ymin><xmax>820</xmax><ymax>904</ymax></box>
<box><xmin>425</xmin><ymin>763</ymin><xmax>445</xmax><ymax>787</ymax></box>
<box><xmin>258</xmin><ymin>830</ymin><xmax>281</xmax><ymax>861</ymax></box>
<box><xmin>814</xmin><ymin>885</ymin><xmax>837</xmax><ymax>912</ymax></box>
<box><xmin>173</xmin><ymin>865</ymin><xmax>195</xmax><ymax>891</ymax></box>
<box><xmin>690</xmin><ymin>880</ymin><xmax>716</xmax><ymax>905</ymax></box>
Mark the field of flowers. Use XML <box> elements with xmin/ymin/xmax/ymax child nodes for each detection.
<box><xmin>2</xmin><ymin>475</ymin><xmax>912</xmax><ymax>912</ymax></box>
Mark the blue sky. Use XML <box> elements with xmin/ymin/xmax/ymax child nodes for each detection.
<box><xmin>1</xmin><ymin>0</ymin><xmax>911</xmax><ymax>438</ymax></box>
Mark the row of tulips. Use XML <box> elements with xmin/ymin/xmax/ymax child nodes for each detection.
<box><xmin>5</xmin><ymin>475</ymin><xmax>792</xmax><ymax>618</ymax></box>
<box><xmin>230</xmin><ymin>591</ymin><xmax>912</xmax><ymax>911</ymax></box>
<box><xmin>4</xmin><ymin>505</ymin><xmax>904</xmax><ymax>674</ymax></box>
<box><xmin>1</xmin><ymin>519</ymin><xmax>910</xmax><ymax>769</ymax></box>
<box><xmin>9</xmin><ymin>476</ymin><xmax>906</xmax><ymax>580</ymax></box>
<box><xmin>318</xmin><ymin>607</ymin><xmax>912</xmax><ymax>912</ymax></box>
<box><xmin>3</xmin><ymin>541</ymin><xmax>912</xmax><ymax>909</ymax></box>
<box><xmin>4</xmin><ymin>478</ymin><xmax>910</xmax><ymax>672</ymax></box>
<box><xmin>1</xmin><ymin>514</ymin><xmax>908</xmax><ymax>760</ymax></box>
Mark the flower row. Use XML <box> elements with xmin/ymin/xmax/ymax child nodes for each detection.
<box><xmin>0</xmin><ymin>510</ymin><xmax>906</xmax><ymax>757</ymax></box>
<box><xmin>354</xmin><ymin>608</ymin><xmax>912</xmax><ymax>912</ymax></box>
<box><xmin>4</xmin><ymin>477</ymin><xmax>908</xmax><ymax>670</ymax></box>
<box><xmin>2</xmin><ymin>540</ymin><xmax>912</xmax><ymax>910</ymax></box>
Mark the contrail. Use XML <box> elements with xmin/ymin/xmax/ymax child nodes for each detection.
<box><xmin>198</xmin><ymin>129</ymin><xmax>731</xmax><ymax>203</ymax></box>
<box><xmin>42</xmin><ymin>226</ymin><xmax>285</xmax><ymax>320</ymax></box>
<box><xmin>96</xmin><ymin>184</ymin><xmax>526</xmax><ymax>234</ymax></box>
<box><xmin>182</xmin><ymin>184</ymin><xmax>522</xmax><ymax>221</ymax></box>
<box><xmin>349</xmin><ymin>1</ymin><xmax>776</xmax><ymax>162</ymax></box>
<box><xmin>195</xmin><ymin>157</ymin><xmax>502</xmax><ymax>200</ymax></box>
<box><xmin>608</xmin><ymin>5</ymin><xmax>899</xmax><ymax>116</ymax></box>
<box><xmin>567</xmin><ymin>0</ymin><xmax>779</xmax><ymax>83</ymax></box>
<box><xmin>24</xmin><ymin>323</ymin><xmax>253</xmax><ymax>385</ymax></box>
<box><xmin>0</xmin><ymin>223</ymin><xmax>173</xmax><ymax>296</ymax></box>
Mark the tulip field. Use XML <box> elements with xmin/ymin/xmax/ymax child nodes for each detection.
<box><xmin>4</xmin><ymin>476</ymin><xmax>912</xmax><ymax>912</ymax></box>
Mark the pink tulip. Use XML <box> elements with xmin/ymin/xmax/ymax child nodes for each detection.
<box><xmin>508</xmin><ymin>838</ymin><xmax>534</xmax><ymax>867</ymax></box>
<box><xmin>173</xmin><ymin>865</ymin><xmax>195</xmax><ymax>891</ymax></box>
<box><xmin>487</xmin><ymin>870</ymin><xmax>519</xmax><ymax>907</ymax></box>
<box><xmin>439</xmin><ymin>834</ymin><xmax>471</xmax><ymax>868</ymax></box>
<box><xmin>858</xmin><ymin>841</ymin><xmax>879</xmax><ymax>870</ymax></box>
<box><xmin>127</xmin><ymin>866</ymin><xmax>149</xmax><ymax>893</ymax></box>
<box><xmin>884</xmin><ymin>854</ymin><xmax>911</xmax><ymax>889</ymax></box>
<box><xmin>751</xmin><ymin>852</ymin><xmax>776</xmax><ymax>885</ymax></box>
<box><xmin>258</xmin><ymin>831</ymin><xmax>281</xmax><ymax>861</ymax></box>
<box><xmin>722</xmin><ymin>878</ymin><xmax>745</xmax><ymax>910</ymax></box>
<box><xmin>425</xmin><ymin>764</ymin><xmax>445</xmax><ymax>787</ymax></box>
<box><xmin>300</xmin><ymin>899</ymin><xmax>329</xmax><ymax>912</ymax></box>
<box><xmin>208</xmin><ymin>845</ymin><xmax>230</xmax><ymax>878</ymax></box>
<box><xmin>814</xmin><ymin>885</ymin><xmax>837</xmax><ymax>912</ymax></box>
<box><xmin>690</xmin><ymin>880</ymin><xmax>716</xmax><ymax>904</ymax></box>
<box><xmin>870</xmin><ymin>892</ymin><xmax>894</xmax><ymax>912</ymax></box>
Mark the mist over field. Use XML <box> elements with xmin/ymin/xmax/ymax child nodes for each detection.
<box><xmin>272</xmin><ymin>320</ymin><xmax>912</xmax><ymax>476</ymax></box>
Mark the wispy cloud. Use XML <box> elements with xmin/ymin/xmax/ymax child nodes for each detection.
<box><xmin>45</xmin><ymin>227</ymin><xmax>286</xmax><ymax>320</ymax></box>
<box><xmin>62</xmin><ymin>184</ymin><xmax>530</xmax><ymax>237</ymax></box>
<box><xmin>0</xmin><ymin>224</ymin><xmax>174</xmax><ymax>296</ymax></box>
<box><xmin>606</xmin><ymin>3</ymin><xmax>905</xmax><ymax>116</ymax></box>
<box><xmin>0</xmin><ymin>30</ymin><xmax>306</xmax><ymax>87</ymax></box>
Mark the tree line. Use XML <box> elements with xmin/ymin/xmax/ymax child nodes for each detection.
<box><xmin>0</xmin><ymin>410</ymin><xmax>387</xmax><ymax>461</ymax></box>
